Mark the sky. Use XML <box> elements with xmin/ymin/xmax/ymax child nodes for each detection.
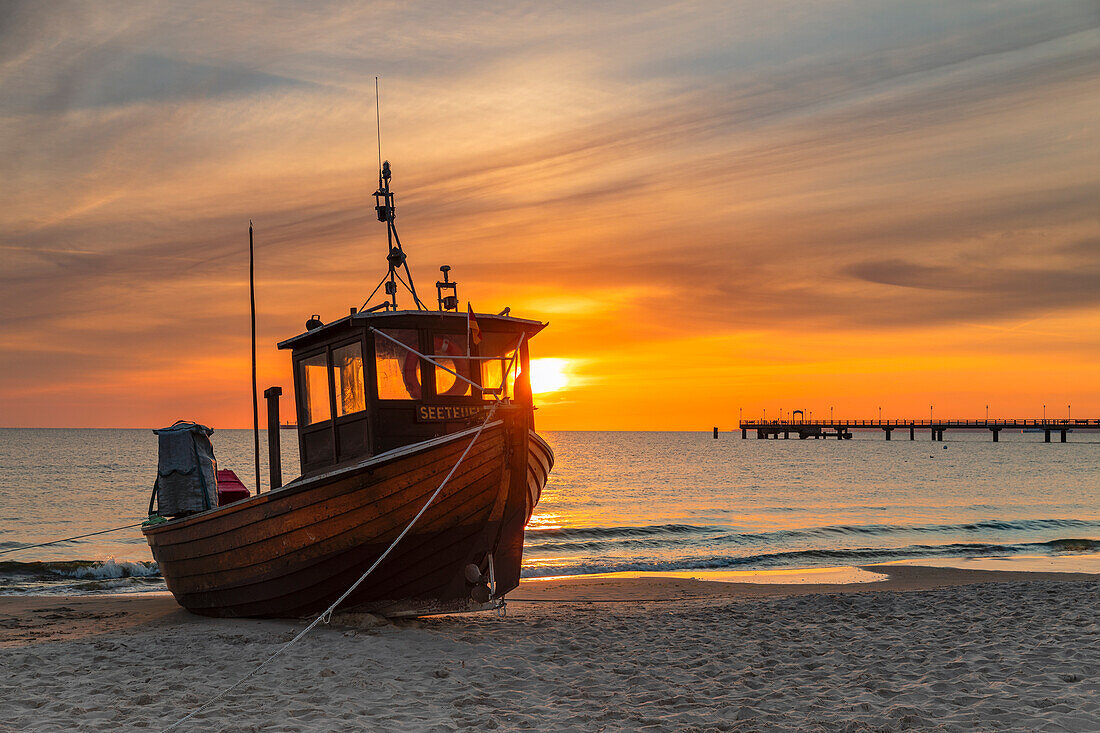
<box><xmin>1</xmin><ymin>0</ymin><xmax>1099</xmax><ymax>430</ymax></box>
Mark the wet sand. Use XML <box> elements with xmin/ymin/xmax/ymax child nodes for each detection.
<box><xmin>1</xmin><ymin>564</ymin><xmax>1097</xmax><ymax>732</ymax></box>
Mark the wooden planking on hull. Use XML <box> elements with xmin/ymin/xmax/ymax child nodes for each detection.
<box><xmin>146</xmin><ymin>419</ymin><xmax>530</xmax><ymax>618</ymax></box>
<box><xmin>165</xmin><ymin>517</ymin><xmax>493</xmax><ymax>617</ymax></box>
<box><xmin>147</xmin><ymin>424</ymin><xmax>504</xmax><ymax>550</ymax></box>
<box><xmin>161</xmin><ymin>464</ymin><xmax>505</xmax><ymax>605</ymax></box>
<box><xmin>152</xmin><ymin>445</ymin><xmax>502</xmax><ymax>576</ymax></box>
<box><xmin>178</xmin><ymin>519</ymin><xmax>495</xmax><ymax>617</ymax></box>
<box><xmin>163</xmin><ymin>496</ymin><xmax>503</xmax><ymax>616</ymax></box>
<box><xmin>481</xmin><ymin>426</ymin><xmax>532</xmax><ymax>596</ymax></box>
<box><xmin>157</xmin><ymin>463</ymin><xmax>502</xmax><ymax>590</ymax></box>
<box><xmin>524</xmin><ymin>430</ymin><xmax>554</xmax><ymax>520</ymax></box>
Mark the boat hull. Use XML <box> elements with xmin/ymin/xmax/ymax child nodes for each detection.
<box><xmin>145</xmin><ymin>416</ymin><xmax>542</xmax><ymax>618</ymax></box>
<box><xmin>526</xmin><ymin>430</ymin><xmax>554</xmax><ymax>521</ymax></box>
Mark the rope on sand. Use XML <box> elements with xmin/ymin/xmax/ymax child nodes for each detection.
<box><xmin>163</xmin><ymin>337</ymin><xmax>524</xmax><ymax>732</ymax></box>
<box><xmin>0</xmin><ymin>522</ymin><xmax>145</xmax><ymax>557</ymax></box>
<box><xmin>162</xmin><ymin>404</ymin><xmax>499</xmax><ymax>732</ymax></box>
<box><xmin>507</xmin><ymin>596</ymin><xmax>715</xmax><ymax>603</ymax></box>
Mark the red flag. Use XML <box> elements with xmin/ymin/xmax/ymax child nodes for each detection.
<box><xmin>467</xmin><ymin>303</ymin><xmax>482</xmax><ymax>346</ymax></box>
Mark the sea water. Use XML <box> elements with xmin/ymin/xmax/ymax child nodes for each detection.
<box><xmin>0</xmin><ymin>428</ymin><xmax>1096</xmax><ymax>594</ymax></box>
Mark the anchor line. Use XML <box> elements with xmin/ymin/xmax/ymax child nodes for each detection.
<box><xmin>0</xmin><ymin>522</ymin><xmax>144</xmax><ymax>558</ymax></box>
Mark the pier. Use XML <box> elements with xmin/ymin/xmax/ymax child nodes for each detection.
<box><xmin>738</xmin><ymin>419</ymin><xmax>1100</xmax><ymax>442</ymax></box>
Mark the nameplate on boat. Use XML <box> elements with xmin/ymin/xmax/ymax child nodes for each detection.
<box><xmin>416</xmin><ymin>404</ymin><xmax>488</xmax><ymax>422</ymax></box>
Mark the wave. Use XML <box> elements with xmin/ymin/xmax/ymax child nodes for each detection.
<box><xmin>527</xmin><ymin>523</ymin><xmax>722</xmax><ymax>539</ymax></box>
<box><xmin>762</xmin><ymin>518</ymin><xmax>1100</xmax><ymax>542</ymax></box>
<box><xmin>2</xmin><ymin>536</ymin><xmax>1094</xmax><ymax>593</ymax></box>
<box><xmin>0</xmin><ymin>558</ymin><xmax>162</xmax><ymax>595</ymax></box>
<box><xmin>519</xmin><ymin>537</ymin><xmax>1099</xmax><ymax>578</ymax></box>
<box><xmin>1045</xmin><ymin>538</ymin><xmax>1098</xmax><ymax>552</ymax></box>
<box><xmin>0</xmin><ymin>558</ymin><xmax>159</xmax><ymax>580</ymax></box>
<box><xmin>524</xmin><ymin>518</ymin><xmax>1100</xmax><ymax>549</ymax></box>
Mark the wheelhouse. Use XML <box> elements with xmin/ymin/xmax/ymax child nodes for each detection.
<box><xmin>277</xmin><ymin>310</ymin><xmax>545</xmax><ymax>475</ymax></box>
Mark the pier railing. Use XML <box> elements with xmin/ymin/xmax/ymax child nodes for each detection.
<box><xmin>736</xmin><ymin>418</ymin><xmax>1098</xmax><ymax>442</ymax></box>
<box><xmin>739</xmin><ymin>419</ymin><xmax>1099</xmax><ymax>428</ymax></box>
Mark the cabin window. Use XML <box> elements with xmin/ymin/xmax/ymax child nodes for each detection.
<box><xmin>479</xmin><ymin>332</ymin><xmax>519</xmax><ymax>400</ymax></box>
<box><xmin>376</xmin><ymin>329</ymin><xmax>420</xmax><ymax>400</ymax></box>
<box><xmin>433</xmin><ymin>334</ymin><xmax>473</xmax><ymax>398</ymax></box>
<box><xmin>332</xmin><ymin>342</ymin><xmax>365</xmax><ymax>417</ymax></box>
<box><xmin>300</xmin><ymin>353</ymin><xmax>331</xmax><ymax>424</ymax></box>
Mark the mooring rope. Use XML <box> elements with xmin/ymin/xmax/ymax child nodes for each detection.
<box><xmin>162</xmin><ymin>336</ymin><xmax>524</xmax><ymax>732</ymax></box>
<box><xmin>163</xmin><ymin>406</ymin><xmax>497</xmax><ymax>731</ymax></box>
<box><xmin>0</xmin><ymin>522</ymin><xmax>145</xmax><ymax>558</ymax></box>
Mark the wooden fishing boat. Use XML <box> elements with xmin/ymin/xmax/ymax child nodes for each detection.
<box><xmin>144</xmin><ymin>161</ymin><xmax>554</xmax><ymax>618</ymax></box>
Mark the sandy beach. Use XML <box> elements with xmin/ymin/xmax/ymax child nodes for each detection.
<box><xmin>1</xmin><ymin>564</ymin><xmax>1096</xmax><ymax>732</ymax></box>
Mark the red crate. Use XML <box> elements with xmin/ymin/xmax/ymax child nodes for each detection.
<box><xmin>216</xmin><ymin>469</ymin><xmax>251</xmax><ymax>506</ymax></box>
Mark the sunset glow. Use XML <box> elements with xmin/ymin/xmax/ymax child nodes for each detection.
<box><xmin>528</xmin><ymin>358</ymin><xmax>570</xmax><ymax>395</ymax></box>
<box><xmin>0</xmin><ymin>3</ymin><xmax>1097</xmax><ymax>430</ymax></box>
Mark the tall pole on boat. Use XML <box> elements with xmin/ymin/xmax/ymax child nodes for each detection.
<box><xmin>374</xmin><ymin>78</ymin><xmax>398</xmax><ymax>310</ymax></box>
<box><xmin>375</xmin><ymin>77</ymin><xmax>382</xmax><ymax>178</ymax></box>
<box><xmin>370</xmin><ymin>79</ymin><xmax>426</xmax><ymax>312</ymax></box>
<box><xmin>250</xmin><ymin>221</ymin><xmax>261</xmax><ymax>494</ymax></box>
<box><xmin>383</xmin><ymin>165</ymin><xmax>398</xmax><ymax>310</ymax></box>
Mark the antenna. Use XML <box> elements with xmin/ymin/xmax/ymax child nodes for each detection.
<box><xmin>375</xmin><ymin>76</ymin><xmax>382</xmax><ymax>175</ymax></box>
<box><xmin>369</xmin><ymin>79</ymin><xmax>427</xmax><ymax>312</ymax></box>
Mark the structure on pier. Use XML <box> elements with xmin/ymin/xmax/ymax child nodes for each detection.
<box><xmin>738</xmin><ymin>419</ymin><xmax>1099</xmax><ymax>442</ymax></box>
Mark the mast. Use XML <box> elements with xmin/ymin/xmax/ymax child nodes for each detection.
<box><xmin>249</xmin><ymin>221</ymin><xmax>261</xmax><ymax>493</ymax></box>
<box><xmin>374</xmin><ymin>162</ymin><xmax>403</xmax><ymax>309</ymax></box>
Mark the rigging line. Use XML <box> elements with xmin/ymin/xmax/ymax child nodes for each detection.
<box><xmin>391</xmin><ymin>269</ymin><xmax>428</xmax><ymax>311</ymax></box>
<box><xmin>162</xmin><ymin>345</ymin><xmax>524</xmax><ymax>733</ymax></box>
<box><xmin>400</xmin><ymin>260</ymin><xmax>427</xmax><ymax>310</ymax></box>
<box><xmin>371</xmin><ymin>327</ymin><xmax>525</xmax><ymax>394</ymax></box>
<box><xmin>359</xmin><ymin>271</ymin><xmax>392</xmax><ymax>312</ymax></box>
<box><xmin>0</xmin><ymin>523</ymin><xmax>145</xmax><ymax>557</ymax></box>
<box><xmin>393</xmin><ymin>267</ymin><xmax>413</xmax><ymax>292</ymax></box>
<box><xmin>387</xmin><ymin>224</ymin><xmax>427</xmax><ymax>310</ymax></box>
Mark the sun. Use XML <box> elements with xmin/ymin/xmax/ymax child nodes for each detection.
<box><xmin>528</xmin><ymin>358</ymin><xmax>570</xmax><ymax>394</ymax></box>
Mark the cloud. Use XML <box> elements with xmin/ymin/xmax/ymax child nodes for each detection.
<box><xmin>1</xmin><ymin>1</ymin><xmax>1099</xmax><ymax>426</ymax></box>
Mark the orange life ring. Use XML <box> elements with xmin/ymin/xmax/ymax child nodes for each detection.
<box><xmin>402</xmin><ymin>349</ymin><xmax>422</xmax><ymax>399</ymax></box>
<box><xmin>402</xmin><ymin>337</ymin><xmax>468</xmax><ymax>399</ymax></box>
